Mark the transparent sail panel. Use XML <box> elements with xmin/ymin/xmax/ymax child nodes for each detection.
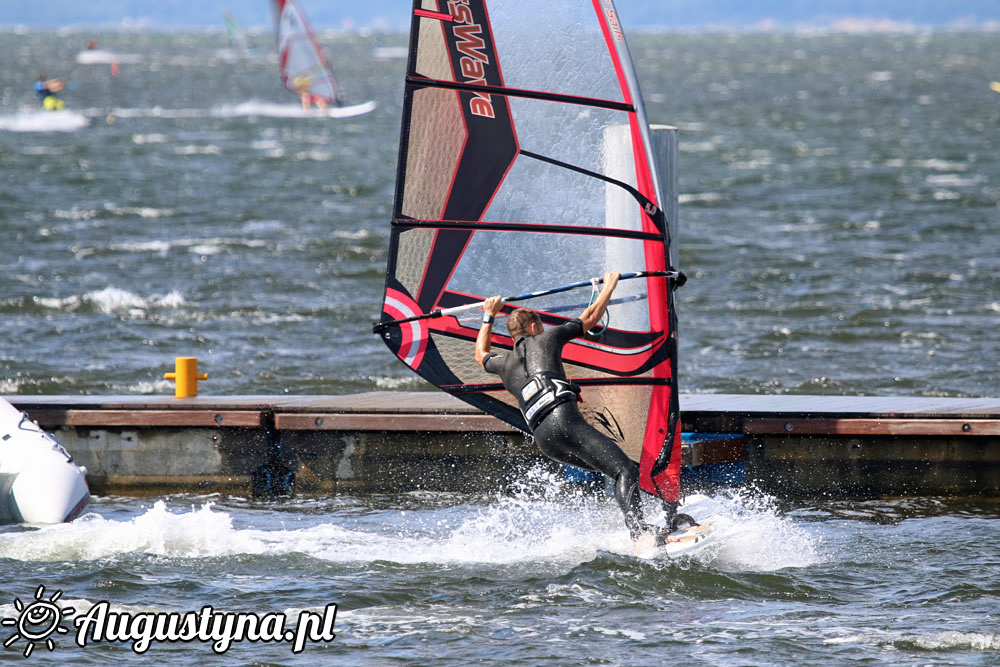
<box><xmin>484</xmin><ymin>0</ymin><xmax>622</xmax><ymax>102</ymax></box>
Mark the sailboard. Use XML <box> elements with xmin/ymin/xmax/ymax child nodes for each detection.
<box><xmin>636</xmin><ymin>493</ymin><xmax>735</xmax><ymax>559</ymax></box>
<box><xmin>375</xmin><ymin>1</ymin><xmax>687</xmax><ymax>515</ymax></box>
<box><xmin>270</xmin><ymin>0</ymin><xmax>377</xmax><ymax>116</ymax></box>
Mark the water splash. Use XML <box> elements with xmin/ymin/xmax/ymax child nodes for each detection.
<box><xmin>0</xmin><ymin>502</ymin><xmax>265</xmax><ymax>562</ymax></box>
<box><xmin>696</xmin><ymin>488</ymin><xmax>823</xmax><ymax>571</ymax></box>
<box><xmin>0</xmin><ymin>483</ymin><xmax>820</xmax><ymax>573</ymax></box>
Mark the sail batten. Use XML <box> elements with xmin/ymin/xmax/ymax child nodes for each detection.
<box><xmin>377</xmin><ymin>0</ymin><xmax>683</xmax><ymax>503</ymax></box>
<box><xmin>390</xmin><ymin>220</ymin><xmax>662</xmax><ymax>242</ymax></box>
<box><xmin>405</xmin><ymin>76</ymin><xmax>637</xmax><ymax>113</ymax></box>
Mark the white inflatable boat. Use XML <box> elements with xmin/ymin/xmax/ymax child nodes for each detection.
<box><xmin>0</xmin><ymin>397</ymin><xmax>90</xmax><ymax>525</ymax></box>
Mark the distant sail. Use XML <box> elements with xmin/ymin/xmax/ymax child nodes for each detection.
<box><xmin>375</xmin><ymin>1</ymin><xmax>684</xmax><ymax>504</ymax></box>
<box><xmin>270</xmin><ymin>0</ymin><xmax>340</xmax><ymax>105</ymax></box>
<box><xmin>224</xmin><ymin>11</ymin><xmax>250</xmax><ymax>52</ymax></box>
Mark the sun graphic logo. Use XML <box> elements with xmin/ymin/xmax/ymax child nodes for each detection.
<box><xmin>2</xmin><ymin>585</ymin><xmax>76</xmax><ymax>658</ymax></box>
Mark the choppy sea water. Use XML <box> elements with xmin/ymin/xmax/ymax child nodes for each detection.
<box><xmin>1</xmin><ymin>28</ymin><xmax>999</xmax><ymax>665</ymax></box>
<box><xmin>1</xmin><ymin>485</ymin><xmax>998</xmax><ymax>665</ymax></box>
<box><xmin>2</xmin><ymin>29</ymin><xmax>997</xmax><ymax>398</ymax></box>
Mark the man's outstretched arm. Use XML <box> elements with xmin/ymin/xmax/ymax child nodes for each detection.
<box><xmin>475</xmin><ymin>295</ymin><xmax>504</xmax><ymax>366</ymax></box>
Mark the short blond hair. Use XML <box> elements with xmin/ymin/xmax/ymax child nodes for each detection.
<box><xmin>507</xmin><ymin>308</ymin><xmax>542</xmax><ymax>339</ymax></box>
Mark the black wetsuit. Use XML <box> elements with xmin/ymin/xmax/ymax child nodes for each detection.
<box><xmin>482</xmin><ymin>319</ymin><xmax>649</xmax><ymax>538</ymax></box>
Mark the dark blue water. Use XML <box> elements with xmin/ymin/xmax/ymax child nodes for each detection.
<box><xmin>1</xmin><ymin>28</ymin><xmax>999</xmax><ymax>665</ymax></box>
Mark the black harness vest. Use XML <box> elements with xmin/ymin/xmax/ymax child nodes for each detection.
<box><xmin>513</xmin><ymin>337</ymin><xmax>580</xmax><ymax>431</ymax></box>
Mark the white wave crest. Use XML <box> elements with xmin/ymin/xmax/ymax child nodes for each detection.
<box><xmin>0</xmin><ymin>502</ymin><xmax>265</xmax><ymax>562</ymax></box>
<box><xmin>0</xmin><ymin>110</ymin><xmax>89</xmax><ymax>133</ymax></box>
<box><xmin>895</xmin><ymin>630</ymin><xmax>1000</xmax><ymax>651</ymax></box>
<box><xmin>35</xmin><ymin>288</ymin><xmax>185</xmax><ymax>314</ymax></box>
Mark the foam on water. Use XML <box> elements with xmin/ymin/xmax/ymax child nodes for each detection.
<box><xmin>0</xmin><ymin>502</ymin><xmax>266</xmax><ymax>562</ymax></box>
<box><xmin>705</xmin><ymin>489</ymin><xmax>824</xmax><ymax>571</ymax></box>
<box><xmin>75</xmin><ymin>49</ymin><xmax>142</xmax><ymax>65</ymax></box>
<box><xmin>107</xmin><ymin>106</ymin><xmax>206</xmax><ymax>119</ymax></box>
<box><xmin>70</xmin><ymin>237</ymin><xmax>267</xmax><ymax>260</ymax></box>
<box><xmin>122</xmin><ymin>379</ymin><xmax>176</xmax><ymax>394</ymax></box>
<box><xmin>0</xmin><ymin>378</ymin><xmax>22</xmax><ymax>393</ymax></box>
<box><xmin>0</xmin><ymin>110</ymin><xmax>89</xmax><ymax>133</ymax></box>
<box><xmin>0</xmin><ymin>482</ymin><xmax>820</xmax><ymax>574</ymax></box>
<box><xmin>131</xmin><ymin>133</ymin><xmax>169</xmax><ymax>144</ymax></box>
<box><xmin>371</xmin><ymin>375</ymin><xmax>427</xmax><ymax>389</ymax></box>
<box><xmin>212</xmin><ymin>102</ymin><xmax>332</xmax><ymax>119</ymax></box>
<box><xmin>823</xmin><ymin>630</ymin><xmax>1000</xmax><ymax>654</ymax></box>
<box><xmin>173</xmin><ymin>144</ymin><xmax>223</xmax><ymax>156</ymax></box>
<box><xmin>34</xmin><ymin>287</ymin><xmax>185</xmax><ymax>315</ymax></box>
<box><xmin>893</xmin><ymin>631</ymin><xmax>1000</xmax><ymax>651</ymax></box>
<box><xmin>51</xmin><ymin>204</ymin><xmax>177</xmax><ymax>222</ymax></box>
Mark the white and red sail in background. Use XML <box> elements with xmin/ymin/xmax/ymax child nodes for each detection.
<box><xmin>376</xmin><ymin>0</ymin><xmax>684</xmax><ymax>503</ymax></box>
<box><xmin>270</xmin><ymin>0</ymin><xmax>340</xmax><ymax>105</ymax></box>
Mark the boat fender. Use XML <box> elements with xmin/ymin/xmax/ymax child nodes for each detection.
<box><xmin>0</xmin><ymin>473</ymin><xmax>24</xmax><ymax>524</ymax></box>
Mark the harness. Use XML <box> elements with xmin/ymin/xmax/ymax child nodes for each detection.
<box><xmin>514</xmin><ymin>337</ymin><xmax>580</xmax><ymax>431</ymax></box>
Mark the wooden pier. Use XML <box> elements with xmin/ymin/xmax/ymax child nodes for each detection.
<box><xmin>6</xmin><ymin>392</ymin><xmax>1000</xmax><ymax>498</ymax></box>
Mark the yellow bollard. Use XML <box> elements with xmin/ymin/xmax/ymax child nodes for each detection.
<box><xmin>164</xmin><ymin>357</ymin><xmax>208</xmax><ymax>398</ymax></box>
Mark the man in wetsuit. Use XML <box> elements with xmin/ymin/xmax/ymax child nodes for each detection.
<box><xmin>475</xmin><ymin>272</ymin><xmax>672</xmax><ymax>549</ymax></box>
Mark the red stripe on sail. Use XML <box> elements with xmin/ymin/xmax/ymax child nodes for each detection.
<box><xmin>592</xmin><ymin>0</ymin><xmax>633</xmax><ymax>106</ymax></box>
<box><xmin>415</xmin><ymin>8</ymin><xmax>454</xmax><ymax>21</ymax></box>
<box><xmin>641</xmin><ymin>416</ymin><xmax>682</xmax><ymax>499</ymax></box>
<box><xmin>594</xmin><ymin>0</ymin><xmax>681</xmax><ymax>499</ymax></box>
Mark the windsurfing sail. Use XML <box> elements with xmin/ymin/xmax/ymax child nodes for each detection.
<box><xmin>224</xmin><ymin>11</ymin><xmax>250</xmax><ymax>52</ymax></box>
<box><xmin>374</xmin><ymin>1</ymin><xmax>685</xmax><ymax>505</ymax></box>
<box><xmin>270</xmin><ymin>0</ymin><xmax>340</xmax><ymax>106</ymax></box>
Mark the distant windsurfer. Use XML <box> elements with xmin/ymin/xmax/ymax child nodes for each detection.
<box><xmin>293</xmin><ymin>74</ymin><xmax>327</xmax><ymax>112</ymax></box>
<box><xmin>34</xmin><ymin>75</ymin><xmax>66</xmax><ymax>111</ymax></box>
<box><xmin>476</xmin><ymin>272</ymin><xmax>676</xmax><ymax>550</ymax></box>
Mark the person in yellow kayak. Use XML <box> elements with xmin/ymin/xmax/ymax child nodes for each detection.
<box><xmin>34</xmin><ymin>75</ymin><xmax>66</xmax><ymax>111</ymax></box>
<box><xmin>292</xmin><ymin>73</ymin><xmax>327</xmax><ymax>112</ymax></box>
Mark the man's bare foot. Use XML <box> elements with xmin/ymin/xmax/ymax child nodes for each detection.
<box><xmin>634</xmin><ymin>528</ymin><xmax>684</xmax><ymax>556</ymax></box>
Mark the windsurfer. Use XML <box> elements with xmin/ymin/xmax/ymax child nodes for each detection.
<box><xmin>293</xmin><ymin>74</ymin><xmax>327</xmax><ymax>112</ymax></box>
<box><xmin>34</xmin><ymin>75</ymin><xmax>66</xmax><ymax>111</ymax></box>
<box><xmin>475</xmin><ymin>272</ymin><xmax>675</xmax><ymax>549</ymax></box>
